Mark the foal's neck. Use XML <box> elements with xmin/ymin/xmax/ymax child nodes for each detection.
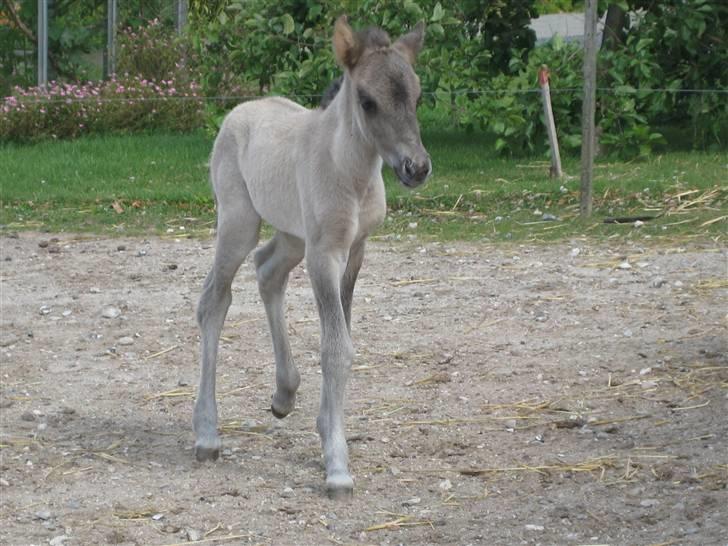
<box><xmin>325</xmin><ymin>75</ymin><xmax>381</xmax><ymax>181</ymax></box>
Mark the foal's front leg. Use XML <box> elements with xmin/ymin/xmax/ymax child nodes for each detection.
<box><xmin>340</xmin><ymin>239</ymin><xmax>365</xmax><ymax>333</ymax></box>
<box><xmin>307</xmin><ymin>246</ymin><xmax>355</xmax><ymax>498</ymax></box>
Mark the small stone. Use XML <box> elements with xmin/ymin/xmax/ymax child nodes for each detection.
<box><xmin>151</xmin><ymin>513</ymin><xmax>164</xmax><ymax>521</ymax></box>
<box><xmin>38</xmin><ymin>240</ymin><xmax>49</xmax><ymax>248</ymax></box>
<box><xmin>165</xmin><ymin>263</ymin><xmax>178</xmax><ymax>271</ymax></box>
<box><xmin>674</xmin><ymin>280</ymin><xmax>684</xmax><ymax>288</ymax></box>
<box><xmin>618</xmin><ymin>261</ymin><xmax>632</xmax><ymax>270</ymax></box>
<box><xmin>639</xmin><ymin>367</ymin><xmax>652</xmax><ymax>375</ymax></box>
<box><xmin>402</xmin><ymin>497</ymin><xmax>421</xmax><ymax>506</ymax></box>
<box><xmin>0</xmin><ymin>478</ymin><xmax>10</xmax><ymax>486</ymax></box>
<box><xmin>102</xmin><ymin>306</ymin><xmax>121</xmax><ymax>319</ymax></box>
<box><xmin>438</xmin><ymin>479</ymin><xmax>452</xmax><ymax>491</ymax></box>
<box><xmin>34</xmin><ymin>510</ymin><xmax>52</xmax><ymax>520</ymax></box>
<box><xmin>89</xmin><ymin>287</ymin><xmax>101</xmax><ymax>294</ymax></box>
<box><xmin>49</xmin><ymin>535</ymin><xmax>68</xmax><ymax>546</ymax></box>
<box><xmin>533</xmin><ymin>209</ymin><xmax>543</xmax><ymax>216</ymax></box>
<box><xmin>117</xmin><ymin>245</ymin><xmax>126</xmax><ymax>251</ymax></box>
<box><xmin>541</xmin><ymin>213</ymin><xmax>559</xmax><ymax>221</ymax></box>
<box><xmin>21</xmin><ymin>411</ymin><xmax>36</xmax><ymax>422</ymax></box>
<box><xmin>570</xmin><ymin>248</ymin><xmax>581</xmax><ymax>257</ymax></box>
<box><xmin>66</xmin><ymin>499</ymin><xmax>81</xmax><ymax>509</ymax></box>
<box><xmin>641</xmin><ymin>380</ymin><xmax>658</xmax><ymax>389</ymax></box>
<box><xmin>390</xmin><ymin>466</ymin><xmax>401</xmax><ymax>476</ymax></box>
<box><xmin>640</xmin><ymin>498</ymin><xmax>659</xmax><ymax>508</ymax></box>
<box><xmin>0</xmin><ymin>333</ymin><xmax>18</xmax><ymax>347</ymax></box>
<box><xmin>186</xmin><ymin>528</ymin><xmax>203</xmax><ymax>541</ymax></box>
<box><xmin>281</xmin><ymin>486</ymin><xmax>294</xmax><ymax>498</ymax></box>
<box><xmin>62</xmin><ymin>309</ymin><xmax>72</xmax><ymax>317</ymax></box>
<box><xmin>525</xmin><ymin>524</ymin><xmax>544</xmax><ymax>531</ymax></box>
<box><xmin>408</xmin><ymin>222</ymin><xmax>418</xmax><ymax>229</ymax></box>
<box><xmin>623</xmin><ymin>328</ymin><xmax>633</xmax><ymax>337</ymax></box>
<box><xmin>634</xmin><ymin>220</ymin><xmax>644</xmax><ymax>228</ymax></box>
<box><xmin>48</xmin><ymin>245</ymin><xmax>61</xmax><ymax>254</ymax></box>
<box><xmin>651</xmin><ymin>277</ymin><xmax>666</xmax><ymax>288</ymax></box>
<box><xmin>40</xmin><ymin>305</ymin><xmax>51</xmax><ymax>315</ymax></box>
<box><xmin>137</xmin><ymin>250</ymin><xmax>147</xmax><ymax>257</ymax></box>
<box><xmin>117</xmin><ymin>336</ymin><xmax>134</xmax><ymax>346</ymax></box>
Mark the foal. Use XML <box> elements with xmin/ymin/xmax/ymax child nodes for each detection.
<box><xmin>193</xmin><ymin>16</ymin><xmax>431</xmax><ymax>498</ymax></box>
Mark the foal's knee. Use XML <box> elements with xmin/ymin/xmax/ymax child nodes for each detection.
<box><xmin>196</xmin><ymin>280</ymin><xmax>232</xmax><ymax>326</ymax></box>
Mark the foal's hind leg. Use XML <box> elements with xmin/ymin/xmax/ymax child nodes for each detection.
<box><xmin>253</xmin><ymin>232</ymin><xmax>305</xmax><ymax>418</ymax></box>
<box><xmin>194</xmin><ymin>173</ymin><xmax>260</xmax><ymax>461</ymax></box>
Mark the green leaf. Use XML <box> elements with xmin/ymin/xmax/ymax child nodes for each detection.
<box><xmin>432</xmin><ymin>2</ymin><xmax>444</xmax><ymax>22</ymax></box>
<box><xmin>429</xmin><ymin>24</ymin><xmax>444</xmax><ymax>37</ymax></box>
<box><xmin>281</xmin><ymin>14</ymin><xmax>295</xmax><ymax>36</ymax></box>
<box><xmin>495</xmin><ymin>138</ymin><xmax>507</xmax><ymax>152</ymax></box>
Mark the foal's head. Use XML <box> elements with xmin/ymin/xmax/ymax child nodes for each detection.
<box><xmin>332</xmin><ymin>16</ymin><xmax>432</xmax><ymax>188</ymax></box>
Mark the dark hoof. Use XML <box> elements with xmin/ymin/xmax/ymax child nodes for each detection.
<box><xmin>194</xmin><ymin>444</ymin><xmax>220</xmax><ymax>462</ymax></box>
<box><xmin>326</xmin><ymin>474</ymin><xmax>354</xmax><ymax>500</ymax></box>
<box><xmin>271</xmin><ymin>404</ymin><xmax>289</xmax><ymax>419</ymax></box>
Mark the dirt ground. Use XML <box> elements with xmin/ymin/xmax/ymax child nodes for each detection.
<box><xmin>0</xmin><ymin>231</ymin><xmax>726</xmax><ymax>546</ymax></box>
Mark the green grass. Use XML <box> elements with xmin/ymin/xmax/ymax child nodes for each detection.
<box><xmin>1</xmin><ymin>128</ymin><xmax>726</xmax><ymax>243</ymax></box>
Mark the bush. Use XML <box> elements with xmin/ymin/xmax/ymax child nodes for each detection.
<box><xmin>0</xmin><ymin>76</ymin><xmax>204</xmax><ymax>142</ymax></box>
<box><xmin>187</xmin><ymin>0</ymin><xmax>537</xmax><ymax>107</ymax></box>
<box><xmin>455</xmin><ymin>38</ymin><xmax>584</xmax><ymax>155</ymax></box>
<box><xmin>1</xmin><ymin>20</ymin><xmax>205</xmax><ymax>143</ymax></box>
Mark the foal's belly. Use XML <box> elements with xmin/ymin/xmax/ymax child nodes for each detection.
<box><xmin>239</xmin><ymin>142</ymin><xmax>306</xmax><ymax>239</ymax></box>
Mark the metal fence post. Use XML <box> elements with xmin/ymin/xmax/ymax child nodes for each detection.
<box><xmin>104</xmin><ymin>0</ymin><xmax>118</xmax><ymax>78</ymax></box>
<box><xmin>176</xmin><ymin>0</ymin><xmax>188</xmax><ymax>34</ymax></box>
<box><xmin>37</xmin><ymin>0</ymin><xmax>48</xmax><ymax>87</ymax></box>
<box><xmin>580</xmin><ymin>0</ymin><xmax>598</xmax><ymax>218</ymax></box>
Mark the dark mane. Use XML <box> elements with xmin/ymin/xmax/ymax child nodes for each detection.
<box><xmin>321</xmin><ymin>77</ymin><xmax>343</xmax><ymax>109</ymax></box>
<box><xmin>357</xmin><ymin>26</ymin><xmax>390</xmax><ymax>49</ymax></box>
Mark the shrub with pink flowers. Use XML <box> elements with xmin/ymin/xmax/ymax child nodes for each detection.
<box><xmin>1</xmin><ymin>20</ymin><xmax>204</xmax><ymax>143</ymax></box>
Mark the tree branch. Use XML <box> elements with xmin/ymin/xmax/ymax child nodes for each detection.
<box><xmin>1</xmin><ymin>0</ymin><xmax>36</xmax><ymax>43</ymax></box>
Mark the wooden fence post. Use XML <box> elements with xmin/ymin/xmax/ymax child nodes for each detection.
<box><xmin>580</xmin><ymin>0</ymin><xmax>598</xmax><ymax>218</ymax></box>
<box><xmin>539</xmin><ymin>65</ymin><xmax>563</xmax><ymax>179</ymax></box>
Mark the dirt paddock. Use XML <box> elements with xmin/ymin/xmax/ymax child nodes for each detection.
<box><xmin>1</xmin><ymin>232</ymin><xmax>726</xmax><ymax>546</ymax></box>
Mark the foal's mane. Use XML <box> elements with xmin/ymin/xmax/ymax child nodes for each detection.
<box><xmin>320</xmin><ymin>26</ymin><xmax>391</xmax><ymax>110</ymax></box>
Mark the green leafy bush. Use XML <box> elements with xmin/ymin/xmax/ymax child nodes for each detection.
<box><xmin>1</xmin><ymin>21</ymin><xmax>204</xmax><ymax>143</ymax></box>
<box><xmin>187</xmin><ymin>0</ymin><xmax>537</xmax><ymax>106</ymax></box>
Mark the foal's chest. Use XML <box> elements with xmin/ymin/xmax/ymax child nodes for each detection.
<box><xmin>356</xmin><ymin>175</ymin><xmax>387</xmax><ymax>238</ymax></box>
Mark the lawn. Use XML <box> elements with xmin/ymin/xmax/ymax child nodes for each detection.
<box><xmin>1</xmin><ymin>128</ymin><xmax>726</xmax><ymax>242</ymax></box>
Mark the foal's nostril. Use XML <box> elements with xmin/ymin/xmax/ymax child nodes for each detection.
<box><xmin>404</xmin><ymin>158</ymin><xmax>416</xmax><ymax>178</ymax></box>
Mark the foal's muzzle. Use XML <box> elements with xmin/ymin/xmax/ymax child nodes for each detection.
<box><xmin>396</xmin><ymin>155</ymin><xmax>432</xmax><ymax>188</ymax></box>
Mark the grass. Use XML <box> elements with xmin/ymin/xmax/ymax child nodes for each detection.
<box><xmin>1</xmin><ymin>127</ymin><xmax>726</xmax><ymax>243</ymax></box>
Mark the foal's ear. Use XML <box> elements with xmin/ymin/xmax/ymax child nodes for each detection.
<box><xmin>393</xmin><ymin>21</ymin><xmax>425</xmax><ymax>65</ymax></box>
<box><xmin>333</xmin><ymin>15</ymin><xmax>362</xmax><ymax>69</ymax></box>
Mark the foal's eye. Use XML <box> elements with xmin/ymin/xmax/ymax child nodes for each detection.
<box><xmin>360</xmin><ymin>98</ymin><xmax>377</xmax><ymax>113</ymax></box>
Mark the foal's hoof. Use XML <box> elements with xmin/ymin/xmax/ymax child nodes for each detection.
<box><xmin>271</xmin><ymin>392</ymin><xmax>296</xmax><ymax>419</ymax></box>
<box><xmin>326</xmin><ymin>473</ymin><xmax>354</xmax><ymax>500</ymax></box>
<box><xmin>194</xmin><ymin>440</ymin><xmax>221</xmax><ymax>462</ymax></box>
<box><xmin>271</xmin><ymin>404</ymin><xmax>288</xmax><ymax>419</ymax></box>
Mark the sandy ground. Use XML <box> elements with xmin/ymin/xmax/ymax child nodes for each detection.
<box><xmin>0</xmin><ymin>232</ymin><xmax>726</xmax><ymax>546</ymax></box>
